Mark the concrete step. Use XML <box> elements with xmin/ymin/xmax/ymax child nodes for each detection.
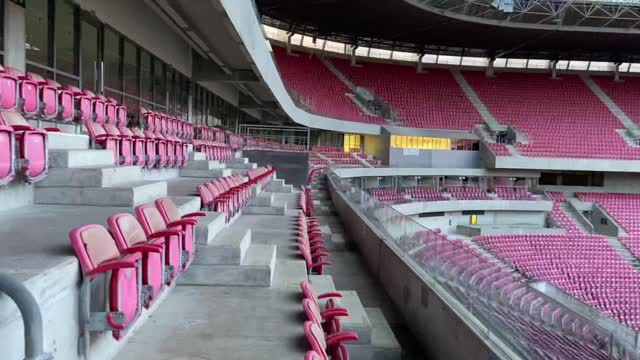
<box><xmin>195</xmin><ymin>227</ymin><xmax>252</xmax><ymax>264</ymax></box>
<box><xmin>36</xmin><ymin>165</ymin><xmax>142</xmax><ymax>188</ymax></box>
<box><xmin>194</xmin><ymin>211</ymin><xmax>226</xmax><ymax>246</ymax></box>
<box><xmin>228</xmin><ymin>157</ymin><xmax>249</xmax><ymax>164</ymax></box>
<box><xmin>182</xmin><ymin>160</ymin><xmax>226</xmax><ymax>170</ymax></box>
<box><xmin>171</xmin><ymin>196</ymin><xmax>202</xmax><ymax>215</ymax></box>
<box><xmin>180</xmin><ymin>168</ymin><xmax>232</xmax><ymax>178</ymax></box>
<box><xmin>312</xmin><ymin>191</ymin><xmax>330</xmax><ymax>200</ymax></box>
<box><xmin>244</xmin><ymin>200</ymin><xmax>287</xmax><ymax>215</ymax></box>
<box><xmin>49</xmin><ymin>149</ymin><xmax>115</xmax><ymax>168</ymax></box>
<box><xmin>248</xmin><ymin>192</ymin><xmax>274</xmax><ymax>207</ymax></box>
<box><xmin>35</xmin><ymin>180</ymin><xmax>167</xmax><ymax>206</ymax></box>
<box><xmin>225</xmin><ymin>162</ymin><xmax>257</xmax><ymax>169</ymax></box>
<box><xmin>189</xmin><ymin>151</ymin><xmax>207</xmax><ymax>161</ymax></box>
<box><xmin>265</xmin><ymin>179</ymin><xmax>294</xmax><ymax>193</ymax></box>
<box><xmin>272</xmin><ymin>259</ymin><xmax>309</xmax><ymax>290</ymax></box>
<box><xmin>308</xmin><ymin>276</ymin><xmax>373</xmax><ymax>345</ymax></box>
<box><xmin>347</xmin><ymin>308</ymin><xmax>402</xmax><ymax>360</ymax></box>
<box><xmin>48</xmin><ymin>132</ymin><xmax>89</xmax><ymax>150</ymax></box>
<box><xmin>179</xmin><ymin>244</ymin><xmax>277</xmax><ymax>287</ymax></box>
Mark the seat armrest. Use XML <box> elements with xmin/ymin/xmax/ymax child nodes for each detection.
<box><xmin>124</xmin><ymin>243</ymin><xmax>163</xmax><ymax>253</ymax></box>
<box><xmin>148</xmin><ymin>229</ymin><xmax>182</xmax><ymax>239</ymax></box>
<box><xmin>321</xmin><ymin>308</ymin><xmax>349</xmax><ymax>320</ymax></box>
<box><xmin>183</xmin><ymin>212</ymin><xmax>206</xmax><ymax>218</ymax></box>
<box><xmin>167</xmin><ymin>218</ymin><xmax>197</xmax><ymax>227</ymax></box>
<box><xmin>310</xmin><ymin>261</ymin><xmax>331</xmax><ymax>270</ymax></box>
<box><xmin>317</xmin><ymin>292</ymin><xmax>342</xmax><ymax>300</ymax></box>
<box><xmin>326</xmin><ymin>331</ymin><xmax>359</xmax><ymax>346</ymax></box>
<box><xmin>88</xmin><ymin>253</ymin><xmax>141</xmax><ymax>276</ymax></box>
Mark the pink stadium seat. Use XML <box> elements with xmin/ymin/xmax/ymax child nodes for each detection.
<box><xmin>25</xmin><ymin>72</ymin><xmax>59</xmax><ymax>120</ymax></box>
<box><xmin>303</xmin><ymin>321</ymin><xmax>357</xmax><ymax>360</ymax></box>
<box><xmin>4</xmin><ymin>67</ymin><xmax>39</xmax><ymax>117</ymax></box>
<box><xmin>0</xmin><ymin>122</ymin><xmax>15</xmax><ymax>186</ymax></box>
<box><xmin>103</xmin><ymin>122</ymin><xmax>133</xmax><ymax>165</ymax></box>
<box><xmin>304</xmin><ymin>351</ymin><xmax>324</xmax><ymax>360</ymax></box>
<box><xmin>0</xmin><ymin>111</ymin><xmax>48</xmax><ymax>183</ymax></box>
<box><xmin>135</xmin><ymin>204</ymin><xmax>185</xmax><ymax>280</ymax></box>
<box><xmin>273</xmin><ymin>47</ymin><xmax>384</xmax><ymax>124</ymax></box>
<box><xmin>332</xmin><ymin>59</ymin><xmax>482</xmax><ymax>130</ymax></box>
<box><xmin>155</xmin><ymin>197</ymin><xmax>206</xmax><ymax>270</ymax></box>
<box><xmin>0</xmin><ymin>65</ymin><xmax>19</xmax><ymax>111</ymax></box>
<box><xmin>84</xmin><ymin>120</ymin><xmax>120</xmax><ymax>165</ymax></box>
<box><xmin>107</xmin><ymin>213</ymin><xmax>167</xmax><ymax>305</ymax></box>
<box><xmin>69</xmin><ymin>224</ymin><xmax>144</xmax><ymax>340</ymax></box>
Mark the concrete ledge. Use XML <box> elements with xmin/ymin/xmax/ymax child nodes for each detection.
<box><xmin>36</xmin><ymin>166</ymin><xmax>142</xmax><ymax>188</ymax></box>
<box><xmin>195</xmin><ymin>227</ymin><xmax>251</xmax><ymax>265</ymax></box>
<box><xmin>34</xmin><ymin>180</ymin><xmax>167</xmax><ymax>206</ymax></box>
<box><xmin>249</xmin><ymin>192</ymin><xmax>275</xmax><ymax>207</ymax></box>
<box><xmin>194</xmin><ymin>211</ymin><xmax>226</xmax><ymax>245</ymax></box>
<box><xmin>333</xmin><ymin>291</ymin><xmax>373</xmax><ymax>344</ymax></box>
<box><xmin>190</xmin><ymin>152</ymin><xmax>207</xmax><ymax>161</ymax></box>
<box><xmin>183</xmin><ymin>160</ymin><xmax>226</xmax><ymax>170</ymax></box>
<box><xmin>244</xmin><ymin>200</ymin><xmax>287</xmax><ymax>215</ymax></box>
<box><xmin>179</xmin><ymin>244</ymin><xmax>276</xmax><ymax>287</ymax></box>
<box><xmin>49</xmin><ymin>149</ymin><xmax>115</xmax><ymax>168</ymax></box>
<box><xmin>347</xmin><ymin>308</ymin><xmax>402</xmax><ymax>360</ymax></box>
<box><xmin>392</xmin><ymin>199</ymin><xmax>553</xmax><ymax>216</ymax></box>
<box><xmin>172</xmin><ymin>196</ymin><xmax>202</xmax><ymax>215</ymax></box>
<box><xmin>47</xmin><ymin>132</ymin><xmax>89</xmax><ymax>150</ymax></box>
<box><xmin>180</xmin><ymin>168</ymin><xmax>232</xmax><ymax>178</ymax></box>
<box><xmin>225</xmin><ymin>162</ymin><xmax>257</xmax><ymax>169</ymax></box>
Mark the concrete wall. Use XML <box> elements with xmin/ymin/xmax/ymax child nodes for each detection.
<box><xmin>393</xmin><ymin>199</ymin><xmax>553</xmax><ymax>216</ymax></box>
<box><xmin>591</xmin><ymin>205</ymin><xmax>620</xmax><ymax>237</ymax></box>
<box><xmin>0</xmin><ymin>182</ymin><xmax>34</xmax><ymax>211</ymax></box>
<box><xmin>363</xmin><ymin>135</ymin><xmax>390</xmax><ymax>165</ymax></box>
<box><xmin>244</xmin><ymin>150</ymin><xmax>309</xmax><ymax>186</ymax></box>
<box><xmin>328</xmin><ymin>180</ymin><xmax>519</xmax><ymax>360</ymax></box>
<box><xmin>390</xmin><ymin>148</ymin><xmax>481</xmax><ymax>168</ymax></box>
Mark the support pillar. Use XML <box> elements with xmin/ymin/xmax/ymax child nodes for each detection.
<box><xmin>286</xmin><ymin>33</ymin><xmax>294</xmax><ymax>55</ymax></box>
<box><xmin>417</xmin><ymin>54</ymin><xmax>425</xmax><ymax>73</ymax></box>
<box><xmin>4</xmin><ymin>1</ymin><xmax>26</xmax><ymax>72</ymax></box>
<box><xmin>550</xmin><ymin>60</ymin><xmax>559</xmax><ymax>79</ymax></box>
<box><xmin>485</xmin><ymin>57</ymin><xmax>495</xmax><ymax>77</ymax></box>
<box><xmin>350</xmin><ymin>45</ymin><xmax>358</xmax><ymax>66</ymax></box>
<box><xmin>614</xmin><ymin>62</ymin><xmax>622</xmax><ymax>82</ymax></box>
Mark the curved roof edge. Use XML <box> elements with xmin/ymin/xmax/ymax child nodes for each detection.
<box><xmin>221</xmin><ymin>0</ymin><xmax>382</xmax><ymax>135</ymax></box>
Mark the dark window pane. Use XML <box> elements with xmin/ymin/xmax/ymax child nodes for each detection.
<box><xmin>182</xmin><ymin>77</ymin><xmax>190</xmax><ymax>118</ymax></box>
<box><xmin>153</xmin><ymin>58</ymin><xmax>165</xmax><ymax>105</ymax></box>
<box><xmin>104</xmin><ymin>28</ymin><xmax>122</xmax><ymax>91</ymax></box>
<box><xmin>140</xmin><ymin>51</ymin><xmax>152</xmax><ymax>102</ymax></box>
<box><xmin>80</xmin><ymin>20</ymin><xmax>98</xmax><ymax>90</ymax></box>
<box><xmin>54</xmin><ymin>0</ymin><xmax>77</xmax><ymax>75</ymax></box>
<box><xmin>124</xmin><ymin>96</ymin><xmax>140</xmax><ymax>124</ymax></box>
<box><xmin>26</xmin><ymin>0</ymin><xmax>50</xmax><ymax>66</ymax></box>
<box><xmin>123</xmin><ymin>40</ymin><xmax>138</xmax><ymax>98</ymax></box>
<box><xmin>26</xmin><ymin>64</ymin><xmax>51</xmax><ymax>79</ymax></box>
<box><xmin>55</xmin><ymin>73</ymin><xmax>79</xmax><ymax>87</ymax></box>
<box><xmin>175</xmin><ymin>73</ymin><xmax>183</xmax><ymax>114</ymax></box>
<box><xmin>105</xmin><ymin>89</ymin><xmax>122</xmax><ymax>103</ymax></box>
<box><xmin>166</xmin><ymin>68</ymin><xmax>174</xmax><ymax>113</ymax></box>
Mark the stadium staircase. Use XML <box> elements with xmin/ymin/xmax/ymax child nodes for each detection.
<box><xmin>580</xmin><ymin>74</ymin><xmax>640</xmax><ymax>140</ymax></box>
<box><xmin>451</xmin><ymin>69</ymin><xmax>506</xmax><ymax>134</ymax></box>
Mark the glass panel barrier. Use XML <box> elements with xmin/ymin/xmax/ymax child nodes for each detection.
<box><xmin>327</xmin><ymin>172</ymin><xmax>640</xmax><ymax>360</ymax></box>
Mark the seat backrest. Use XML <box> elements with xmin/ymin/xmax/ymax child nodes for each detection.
<box><xmin>198</xmin><ymin>185</ymin><xmax>214</xmax><ymax>204</ymax></box>
<box><xmin>205</xmin><ymin>182</ymin><xmax>220</xmax><ymax>197</ymax></box>
<box><xmin>135</xmin><ymin>204</ymin><xmax>168</xmax><ymax>235</ymax></box>
<box><xmin>300</xmin><ymin>281</ymin><xmax>321</xmax><ymax>309</ymax></box>
<box><xmin>108</xmin><ymin>213</ymin><xmax>148</xmax><ymax>250</ymax></box>
<box><xmin>69</xmin><ymin>224</ymin><xmax>121</xmax><ymax>274</ymax></box>
<box><xmin>305</xmin><ymin>351</ymin><xmax>324</xmax><ymax>360</ymax></box>
<box><xmin>0</xmin><ymin>110</ymin><xmax>31</xmax><ymax>128</ymax></box>
<box><xmin>155</xmin><ymin>197</ymin><xmax>181</xmax><ymax>224</ymax></box>
<box><xmin>303</xmin><ymin>321</ymin><xmax>329</xmax><ymax>360</ymax></box>
<box><xmin>302</xmin><ymin>298</ymin><xmax>323</xmax><ymax>325</ymax></box>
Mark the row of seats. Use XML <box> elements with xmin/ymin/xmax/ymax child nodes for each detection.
<box><xmin>487</xmin><ymin>142</ymin><xmax>511</xmax><ymax>156</ymax></box>
<box><xmin>193</xmin><ymin>141</ymin><xmax>234</xmax><ymax>162</ymax></box>
<box><xmin>446</xmin><ymin>185</ymin><xmax>491</xmax><ymax>200</ymax></box>
<box><xmin>69</xmin><ymin>198</ymin><xmax>204</xmax><ymax>340</ymax></box>
<box><xmin>301</xmin><ymin>280</ymin><xmax>359</xmax><ymax>360</ymax></box>
<box><xmin>0</xmin><ymin>110</ymin><xmax>48</xmax><ymax>186</ymax></box>
<box><xmin>474</xmin><ymin>234</ymin><xmax>640</xmax><ymax>330</ymax></box>
<box><xmin>298</xmin><ymin>187</ymin><xmax>332</xmax><ymax>275</ymax></box>
<box><xmin>368</xmin><ymin>188</ymin><xmax>407</xmax><ymax>202</ymax></box>
<box><xmin>197</xmin><ymin>167</ymin><xmax>275</xmax><ymax>222</ymax></box>
<box><xmin>404</xmin><ymin>186</ymin><xmax>448</xmax><ymax>201</ymax></box>
<box><xmin>546</xmin><ymin>191</ymin><xmax>584</xmax><ymax>234</ymax></box>
<box><xmin>408</xmin><ymin>234</ymin><xmax>612</xmax><ymax>358</ymax></box>
<box><xmin>495</xmin><ymin>186</ymin><xmax>534</xmax><ymax>200</ymax></box>
<box><xmin>273</xmin><ymin>47</ymin><xmax>385</xmax><ymax>124</ymax></box>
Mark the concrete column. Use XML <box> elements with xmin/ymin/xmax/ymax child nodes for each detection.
<box><xmin>614</xmin><ymin>62</ymin><xmax>621</xmax><ymax>82</ymax></box>
<box><xmin>350</xmin><ymin>45</ymin><xmax>358</xmax><ymax>66</ymax></box>
<box><xmin>417</xmin><ymin>54</ymin><xmax>425</xmax><ymax>73</ymax></box>
<box><xmin>286</xmin><ymin>33</ymin><xmax>293</xmax><ymax>55</ymax></box>
<box><xmin>550</xmin><ymin>60</ymin><xmax>558</xmax><ymax>79</ymax></box>
<box><xmin>485</xmin><ymin>57</ymin><xmax>495</xmax><ymax>77</ymax></box>
<box><xmin>4</xmin><ymin>1</ymin><xmax>26</xmax><ymax>72</ymax></box>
